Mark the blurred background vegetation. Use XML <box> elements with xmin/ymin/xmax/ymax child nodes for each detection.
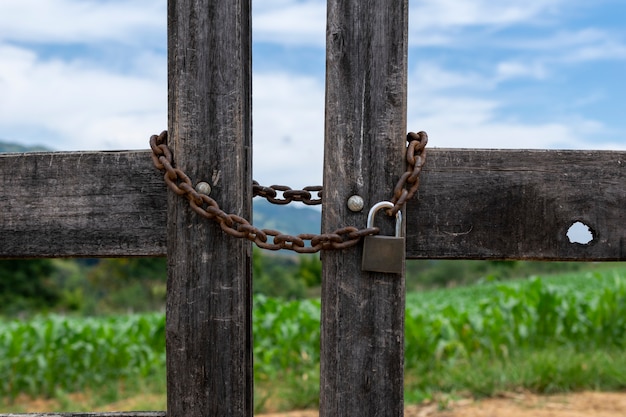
<box><xmin>1</xmin><ymin>149</ymin><xmax>624</xmax><ymax>412</ymax></box>
<box><xmin>0</xmin><ymin>254</ymin><xmax>607</xmax><ymax>317</ymax></box>
<box><xmin>1</xmin><ymin>255</ymin><xmax>624</xmax><ymax>414</ymax></box>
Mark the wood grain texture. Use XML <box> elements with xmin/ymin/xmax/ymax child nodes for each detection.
<box><xmin>1</xmin><ymin>149</ymin><xmax>623</xmax><ymax>261</ymax></box>
<box><xmin>0</xmin><ymin>150</ymin><xmax>166</xmax><ymax>258</ymax></box>
<box><xmin>406</xmin><ymin>149</ymin><xmax>626</xmax><ymax>260</ymax></box>
<box><xmin>166</xmin><ymin>1</ymin><xmax>252</xmax><ymax>417</ymax></box>
<box><xmin>321</xmin><ymin>1</ymin><xmax>408</xmax><ymax>416</ymax></box>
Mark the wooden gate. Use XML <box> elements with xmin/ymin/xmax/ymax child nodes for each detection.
<box><xmin>1</xmin><ymin>1</ymin><xmax>624</xmax><ymax>417</ymax></box>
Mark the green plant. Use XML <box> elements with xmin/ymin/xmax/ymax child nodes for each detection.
<box><xmin>1</xmin><ymin>265</ymin><xmax>626</xmax><ymax>413</ymax></box>
<box><xmin>0</xmin><ymin>313</ymin><xmax>166</xmax><ymax>400</ymax></box>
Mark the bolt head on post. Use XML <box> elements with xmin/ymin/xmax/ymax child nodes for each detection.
<box><xmin>347</xmin><ymin>195</ymin><xmax>365</xmax><ymax>212</ymax></box>
<box><xmin>195</xmin><ymin>181</ymin><xmax>212</xmax><ymax>195</ymax></box>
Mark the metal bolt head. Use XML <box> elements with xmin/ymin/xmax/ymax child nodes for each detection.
<box><xmin>347</xmin><ymin>195</ymin><xmax>364</xmax><ymax>212</ymax></box>
<box><xmin>195</xmin><ymin>181</ymin><xmax>212</xmax><ymax>195</ymax></box>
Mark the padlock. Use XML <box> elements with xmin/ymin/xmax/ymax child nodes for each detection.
<box><xmin>361</xmin><ymin>201</ymin><xmax>404</xmax><ymax>274</ymax></box>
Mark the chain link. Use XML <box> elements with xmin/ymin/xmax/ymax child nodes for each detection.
<box><xmin>149</xmin><ymin>130</ymin><xmax>426</xmax><ymax>253</ymax></box>
<box><xmin>389</xmin><ymin>131</ymin><xmax>428</xmax><ymax>216</ymax></box>
<box><xmin>253</xmin><ymin>182</ymin><xmax>322</xmax><ymax>205</ymax></box>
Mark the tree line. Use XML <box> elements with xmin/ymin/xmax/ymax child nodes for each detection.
<box><xmin>0</xmin><ymin>253</ymin><xmax>596</xmax><ymax>317</ymax></box>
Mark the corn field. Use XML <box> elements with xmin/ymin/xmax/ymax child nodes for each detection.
<box><xmin>0</xmin><ymin>267</ymin><xmax>625</xmax><ymax>400</ymax></box>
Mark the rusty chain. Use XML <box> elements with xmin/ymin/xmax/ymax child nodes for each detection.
<box><xmin>149</xmin><ymin>130</ymin><xmax>427</xmax><ymax>253</ymax></box>
<box><xmin>389</xmin><ymin>131</ymin><xmax>428</xmax><ymax>216</ymax></box>
<box><xmin>252</xmin><ymin>182</ymin><xmax>323</xmax><ymax>206</ymax></box>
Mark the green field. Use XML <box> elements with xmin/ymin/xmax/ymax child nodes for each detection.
<box><xmin>1</xmin><ymin>265</ymin><xmax>625</xmax><ymax>412</ymax></box>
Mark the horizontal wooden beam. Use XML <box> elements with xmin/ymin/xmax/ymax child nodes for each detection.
<box><xmin>406</xmin><ymin>149</ymin><xmax>625</xmax><ymax>261</ymax></box>
<box><xmin>1</xmin><ymin>149</ymin><xmax>624</xmax><ymax>260</ymax></box>
<box><xmin>0</xmin><ymin>151</ymin><xmax>167</xmax><ymax>258</ymax></box>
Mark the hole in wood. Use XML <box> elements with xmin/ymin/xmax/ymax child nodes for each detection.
<box><xmin>567</xmin><ymin>221</ymin><xmax>594</xmax><ymax>245</ymax></box>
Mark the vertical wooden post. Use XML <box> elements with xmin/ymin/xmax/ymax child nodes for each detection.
<box><xmin>321</xmin><ymin>1</ymin><xmax>408</xmax><ymax>416</ymax></box>
<box><xmin>166</xmin><ymin>1</ymin><xmax>252</xmax><ymax>417</ymax></box>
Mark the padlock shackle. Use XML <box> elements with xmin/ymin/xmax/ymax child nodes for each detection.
<box><xmin>366</xmin><ymin>201</ymin><xmax>403</xmax><ymax>237</ymax></box>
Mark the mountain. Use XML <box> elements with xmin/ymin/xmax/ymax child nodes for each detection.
<box><xmin>0</xmin><ymin>141</ymin><xmax>50</xmax><ymax>153</ymax></box>
<box><xmin>253</xmin><ymin>199</ymin><xmax>321</xmax><ymax>237</ymax></box>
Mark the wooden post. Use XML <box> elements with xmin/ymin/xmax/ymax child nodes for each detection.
<box><xmin>166</xmin><ymin>1</ymin><xmax>252</xmax><ymax>417</ymax></box>
<box><xmin>321</xmin><ymin>1</ymin><xmax>408</xmax><ymax>416</ymax></box>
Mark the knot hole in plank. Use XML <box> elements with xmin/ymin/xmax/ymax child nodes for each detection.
<box><xmin>566</xmin><ymin>221</ymin><xmax>595</xmax><ymax>245</ymax></box>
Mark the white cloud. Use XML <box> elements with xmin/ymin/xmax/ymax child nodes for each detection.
<box><xmin>0</xmin><ymin>0</ymin><xmax>165</xmax><ymax>46</ymax></box>
<box><xmin>0</xmin><ymin>1</ymin><xmax>167</xmax><ymax>151</ymax></box>
<box><xmin>410</xmin><ymin>62</ymin><xmax>490</xmax><ymax>92</ymax></box>
<box><xmin>412</xmin><ymin>0</ymin><xmax>563</xmax><ymax>28</ymax></box>
<box><xmin>409</xmin><ymin>97</ymin><xmax>589</xmax><ymax>150</ymax></box>
<box><xmin>495</xmin><ymin>60</ymin><xmax>548</xmax><ymax>81</ymax></box>
<box><xmin>508</xmin><ymin>28</ymin><xmax>619</xmax><ymax>50</ymax></box>
<box><xmin>407</xmin><ymin>85</ymin><xmax>624</xmax><ymax>151</ymax></box>
<box><xmin>500</xmin><ymin>28</ymin><xmax>626</xmax><ymax>64</ymax></box>
<box><xmin>406</xmin><ymin>60</ymin><xmax>625</xmax><ymax>151</ymax></box>
<box><xmin>409</xmin><ymin>60</ymin><xmax>548</xmax><ymax>95</ymax></box>
<box><xmin>254</xmin><ymin>0</ymin><xmax>326</xmax><ymax>46</ymax></box>
<box><xmin>561</xmin><ymin>39</ymin><xmax>626</xmax><ymax>63</ymax></box>
<box><xmin>251</xmin><ymin>0</ymin><xmax>568</xmax><ymax>48</ymax></box>
<box><xmin>409</xmin><ymin>0</ymin><xmax>565</xmax><ymax>46</ymax></box>
<box><xmin>253</xmin><ymin>72</ymin><xmax>325</xmax><ymax>187</ymax></box>
<box><xmin>0</xmin><ymin>0</ymin><xmax>624</xmax><ymax>172</ymax></box>
<box><xmin>0</xmin><ymin>42</ymin><xmax>326</xmax><ymax>184</ymax></box>
<box><xmin>0</xmin><ymin>43</ymin><xmax>166</xmax><ymax>150</ymax></box>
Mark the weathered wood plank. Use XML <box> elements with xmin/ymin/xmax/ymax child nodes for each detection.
<box><xmin>1</xmin><ymin>149</ymin><xmax>623</xmax><ymax>260</ymax></box>
<box><xmin>406</xmin><ymin>149</ymin><xmax>626</xmax><ymax>260</ymax></box>
<box><xmin>321</xmin><ymin>0</ymin><xmax>408</xmax><ymax>416</ymax></box>
<box><xmin>0</xmin><ymin>150</ymin><xmax>166</xmax><ymax>258</ymax></box>
<box><xmin>166</xmin><ymin>1</ymin><xmax>252</xmax><ymax>417</ymax></box>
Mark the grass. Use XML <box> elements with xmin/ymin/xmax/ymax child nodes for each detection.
<box><xmin>0</xmin><ymin>313</ymin><xmax>166</xmax><ymax>401</ymax></box>
<box><xmin>403</xmin><ymin>266</ymin><xmax>626</xmax><ymax>403</ymax></box>
<box><xmin>0</xmin><ymin>376</ymin><xmax>167</xmax><ymax>413</ymax></box>
<box><xmin>406</xmin><ymin>345</ymin><xmax>626</xmax><ymax>399</ymax></box>
<box><xmin>1</xmin><ymin>264</ymin><xmax>626</xmax><ymax>413</ymax></box>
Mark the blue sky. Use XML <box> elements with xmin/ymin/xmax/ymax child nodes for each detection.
<box><xmin>0</xmin><ymin>0</ymin><xmax>624</xmax><ymax>187</ymax></box>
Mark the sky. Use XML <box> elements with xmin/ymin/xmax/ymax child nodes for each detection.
<box><xmin>0</xmin><ymin>0</ymin><xmax>625</xmax><ymax>188</ymax></box>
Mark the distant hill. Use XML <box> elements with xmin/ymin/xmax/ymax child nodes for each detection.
<box><xmin>253</xmin><ymin>199</ymin><xmax>321</xmax><ymax>237</ymax></box>
<box><xmin>0</xmin><ymin>140</ymin><xmax>50</xmax><ymax>153</ymax></box>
